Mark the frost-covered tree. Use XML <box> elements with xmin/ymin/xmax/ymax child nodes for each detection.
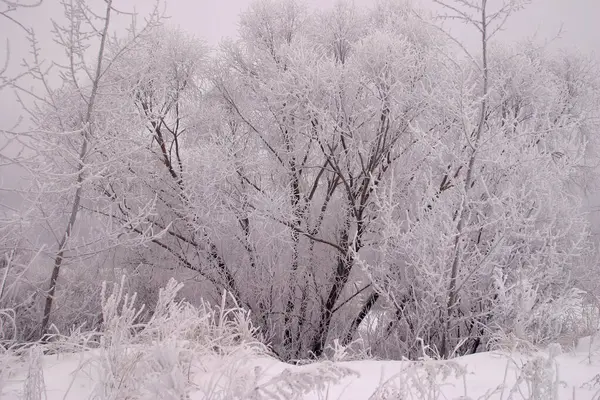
<box><xmin>3</xmin><ymin>0</ymin><xmax>166</xmax><ymax>338</ymax></box>
<box><xmin>211</xmin><ymin>0</ymin><xmax>449</xmax><ymax>358</ymax></box>
<box><xmin>358</xmin><ymin>0</ymin><xmax>600</xmax><ymax>358</ymax></box>
<box><xmin>8</xmin><ymin>0</ymin><xmax>598</xmax><ymax>361</ymax></box>
<box><xmin>0</xmin><ymin>0</ymin><xmax>42</xmax><ymax>92</ymax></box>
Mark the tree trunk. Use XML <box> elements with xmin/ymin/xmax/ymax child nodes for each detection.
<box><xmin>310</xmin><ymin>230</ymin><xmax>352</xmax><ymax>357</ymax></box>
<box><xmin>40</xmin><ymin>0</ymin><xmax>113</xmax><ymax>339</ymax></box>
<box><xmin>342</xmin><ymin>291</ymin><xmax>379</xmax><ymax>346</ymax></box>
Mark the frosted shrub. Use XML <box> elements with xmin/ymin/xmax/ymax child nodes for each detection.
<box><xmin>502</xmin><ymin>345</ymin><xmax>564</xmax><ymax>400</ymax></box>
<box><xmin>87</xmin><ymin>276</ymin><xmax>268</xmax><ymax>399</ymax></box>
<box><xmin>199</xmin><ymin>358</ymin><xmax>358</xmax><ymax>400</ymax></box>
<box><xmin>368</xmin><ymin>360</ymin><xmax>467</xmax><ymax>400</ymax></box>
<box><xmin>252</xmin><ymin>362</ymin><xmax>358</xmax><ymax>400</ymax></box>
<box><xmin>23</xmin><ymin>347</ymin><xmax>45</xmax><ymax>400</ymax></box>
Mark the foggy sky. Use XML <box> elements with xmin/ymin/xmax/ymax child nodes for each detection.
<box><xmin>2</xmin><ymin>0</ymin><xmax>599</xmax><ymax>61</ymax></box>
<box><xmin>1</xmin><ymin>0</ymin><xmax>598</xmax><ymax>137</ymax></box>
<box><xmin>163</xmin><ymin>0</ymin><xmax>600</xmax><ymax>52</ymax></box>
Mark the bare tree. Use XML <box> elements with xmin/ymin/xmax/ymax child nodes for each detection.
<box><xmin>10</xmin><ymin>0</ymin><xmax>165</xmax><ymax>338</ymax></box>
<box><xmin>13</xmin><ymin>0</ymin><xmax>598</xmax><ymax>362</ymax></box>
<box><xmin>212</xmin><ymin>0</ymin><xmax>443</xmax><ymax>358</ymax></box>
<box><xmin>0</xmin><ymin>0</ymin><xmax>42</xmax><ymax>91</ymax></box>
<box><xmin>356</xmin><ymin>0</ymin><xmax>600</xmax><ymax>358</ymax></box>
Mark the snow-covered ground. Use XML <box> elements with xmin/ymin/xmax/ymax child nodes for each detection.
<box><xmin>3</xmin><ymin>337</ymin><xmax>599</xmax><ymax>399</ymax></box>
<box><xmin>3</xmin><ymin>281</ymin><xmax>598</xmax><ymax>399</ymax></box>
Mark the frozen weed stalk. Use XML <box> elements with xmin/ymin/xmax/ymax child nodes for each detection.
<box><xmin>496</xmin><ymin>344</ymin><xmax>564</xmax><ymax>400</ymax></box>
<box><xmin>88</xmin><ymin>277</ymin><xmax>199</xmax><ymax>399</ymax></box>
<box><xmin>22</xmin><ymin>347</ymin><xmax>45</xmax><ymax>400</ymax></box>
<box><xmin>367</xmin><ymin>359</ymin><xmax>468</xmax><ymax>400</ymax></box>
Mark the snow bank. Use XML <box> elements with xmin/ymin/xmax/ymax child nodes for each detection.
<box><xmin>2</xmin><ymin>337</ymin><xmax>599</xmax><ymax>399</ymax></box>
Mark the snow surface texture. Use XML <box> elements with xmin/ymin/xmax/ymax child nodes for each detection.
<box><xmin>2</xmin><ymin>278</ymin><xmax>599</xmax><ymax>399</ymax></box>
<box><xmin>2</xmin><ymin>340</ymin><xmax>600</xmax><ymax>399</ymax></box>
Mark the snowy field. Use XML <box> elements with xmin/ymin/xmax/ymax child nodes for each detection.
<box><xmin>2</xmin><ymin>338</ymin><xmax>600</xmax><ymax>399</ymax></box>
<box><xmin>2</xmin><ymin>280</ymin><xmax>599</xmax><ymax>400</ymax></box>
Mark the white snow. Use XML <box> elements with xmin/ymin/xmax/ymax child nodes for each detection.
<box><xmin>3</xmin><ymin>338</ymin><xmax>599</xmax><ymax>399</ymax></box>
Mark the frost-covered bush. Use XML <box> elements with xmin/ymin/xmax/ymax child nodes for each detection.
<box><xmin>88</xmin><ymin>276</ymin><xmax>267</xmax><ymax>399</ymax></box>
<box><xmin>2</xmin><ymin>0</ymin><xmax>599</xmax><ymax>364</ymax></box>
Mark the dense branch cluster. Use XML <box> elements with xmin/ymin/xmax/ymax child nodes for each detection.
<box><xmin>1</xmin><ymin>0</ymin><xmax>599</xmax><ymax>361</ymax></box>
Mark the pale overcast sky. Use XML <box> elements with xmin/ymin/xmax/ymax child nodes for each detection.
<box><xmin>0</xmin><ymin>0</ymin><xmax>599</xmax><ymax>127</ymax></box>
<box><xmin>2</xmin><ymin>0</ymin><xmax>599</xmax><ymax>54</ymax></box>
<box><xmin>165</xmin><ymin>0</ymin><xmax>600</xmax><ymax>52</ymax></box>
